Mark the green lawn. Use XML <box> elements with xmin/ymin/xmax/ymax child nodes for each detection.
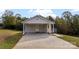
<box><xmin>59</xmin><ymin>35</ymin><xmax>79</xmax><ymax>47</ymax></box>
<box><xmin>0</xmin><ymin>29</ymin><xmax>22</xmax><ymax>49</ymax></box>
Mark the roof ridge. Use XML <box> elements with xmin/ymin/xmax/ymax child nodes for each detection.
<box><xmin>23</xmin><ymin>15</ymin><xmax>54</xmax><ymax>24</ymax></box>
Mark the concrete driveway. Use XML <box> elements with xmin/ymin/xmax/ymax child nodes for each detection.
<box><xmin>14</xmin><ymin>34</ymin><xmax>78</xmax><ymax>49</ymax></box>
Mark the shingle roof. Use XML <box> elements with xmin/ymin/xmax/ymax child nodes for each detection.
<box><xmin>23</xmin><ymin>15</ymin><xmax>55</xmax><ymax>24</ymax></box>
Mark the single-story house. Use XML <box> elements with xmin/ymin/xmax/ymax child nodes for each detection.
<box><xmin>22</xmin><ymin>15</ymin><xmax>55</xmax><ymax>34</ymax></box>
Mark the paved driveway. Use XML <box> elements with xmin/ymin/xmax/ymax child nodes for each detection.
<box><xmin>14</xmin><ymin>34</ymin><xmax>78</xmax><ymax>49</ymax></box>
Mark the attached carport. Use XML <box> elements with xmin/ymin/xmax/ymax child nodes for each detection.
<box><xmin>22</xmin><ymin>15</ymin><xmax>55</xmax><ymax>34</ymax></box>
<box><xmin>23</xmin><ymin>24</ymin><xmax>47</xmax><ymax>33</ymax></box>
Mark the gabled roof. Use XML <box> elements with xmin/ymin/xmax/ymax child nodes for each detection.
<box><xmin>23</xmin><ymin>15</ymin><xmax>55</xmax><ymax>24</ymax></box>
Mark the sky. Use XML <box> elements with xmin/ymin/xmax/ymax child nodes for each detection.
<box><xmin>0</xmin><ymin>9</ymin><xmax>79</xmax><ymax>19</ymax></box>
<box><xmin>10</xmin><ymin>9</ymin><xmax>79</xmax><ymax>18</ymax></box>
<box><xmin>0</xmin><ymin>0</ymin><xmax>79</xmax><ymax>19</ymax></box>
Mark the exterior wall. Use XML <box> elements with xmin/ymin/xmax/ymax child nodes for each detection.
<box><xmin>47</xmin><ymin>24</ymin><xmax>54</xmax><ymax>33</ymax></box>
<box><xmin>51</xmin><ymin>24</ymin><xmax>54</xmax><ymax>33</ymax></box>
<box><xmin>47</xmin><ymin>24</ymin><xmax>52</xmax><ymax>33</ymax></box>
<box><xmin>24</xmin><ymin>24</ymin><xmax>47</xmax><ymax>33</ymax></box>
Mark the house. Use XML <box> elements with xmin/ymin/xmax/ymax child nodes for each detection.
<box><xmin>22</xmin><ymin>15</ymin><xmax>55</xmax><ymax>34</ymax></box>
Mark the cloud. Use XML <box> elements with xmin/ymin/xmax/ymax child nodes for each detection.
<box><xmin>28</xmin><ymin>9</ymin><xmax>56</xmax><ymax>18</ymax></box>
<box><xmin>71</xmin><ymin>9</ymin><xmax>79</xmax><ymax>12</ymax></box>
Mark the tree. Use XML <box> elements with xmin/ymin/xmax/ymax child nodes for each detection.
<box><xmin>15</xmin><ymin>13</ymin><xmax>23</xmax><ymax>30</ymax></box>
<box><xmin>15</xmin><ymin>13</ymin><xmax>21</xmax><ymax>18</ymax></box>
<box><xmin>22</xmin><ymin>17</ymin><xmax>28</xmax><ymax>21</ymax></box>
<box><xmin>1</xmin><ymin>10</ymin><xmax>16</xmax><ymax>29</ymax></box>
<box><xmin>55</xmin><ymin>17</ymin><xmax>69</xmax><ymax>34</ymax></box>
<box><xmin>62</xmin><ymin>11</ymin><xmax>72</xmax><ymax>21</ymax></box>
<box><xmin>15</xmin><ymin>13</ymin><xmax>22</xmax><ymax>20</ymax></box>
<box><xmin>2</xmin><ymin>10</ymin><xmax>13</xmax><ymax>17</ymax></box>
<box><xmin>62</xmin><ymin>11</ymin><xmax>73</xmax><ymax>34</ymax></box>
<box><xmin>2</xmin><ymin>10</ymin><xmax>14</xmax><ymax>25</ymax></box>
<box><xmin>3</xmin><ymin>16</ymin><xmax>16</xmax><ymax>29</ymax></box>
<box><xmin>47</xmin><ymin>16</ymin><xmax>54</xmax><ymax>21</ymax></box>
<box><xmin>72</xmin><ymin>14</ymin><xmax>79</xmax><ymax>34</ymax></box>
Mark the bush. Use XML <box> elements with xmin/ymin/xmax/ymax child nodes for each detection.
<box><xmin>16</xmin><ymin>23</ymin><xmax>23</xmax><ymax>30</ymax></box>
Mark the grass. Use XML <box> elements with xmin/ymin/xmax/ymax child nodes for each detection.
<box><xmin>59</xmin><ymin>35</ymin><xmax>79</xmax><ymax>47</ymax></box>
<box><xmin>0</xmin><ymin>29</ymin><xmax>22</xmax><ymax>49</ymax></box>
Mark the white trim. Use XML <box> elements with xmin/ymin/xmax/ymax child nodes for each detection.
<box><xmin>23</xmin><ymin>23</ymin><xmax>25</xmax><ymax>35</ymax></box>
<box><xmin>48</xmin><ymin>24</ymin><xmax>52</xmax><ymax>33</ymax></box>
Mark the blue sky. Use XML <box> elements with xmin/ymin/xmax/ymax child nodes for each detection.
<box><xmin>12</xmin><ymin>9</ymin><xmax>71</xmax><ymax>18</ymax></box>
<box><xmin>11</xmin><ymin>9</ymin><xmax>79</xmax><ymax>18</ymax></box>
<box><xmin>1</xmin><ymin>9</ymin><xmax>79</xmax><ymax>19</ymax></box>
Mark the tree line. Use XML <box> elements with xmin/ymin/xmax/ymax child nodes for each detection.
<box><xmin>2</xmin><ymin>10</ymin><xmax>28</xmax><ymax>30</ymax></box>
<box><xmin>55</xmin><ymin>11</ymin><xmax>79</xmax><ymax>35</ymax></box>
<box><xmin>1</xmin><ymin>10</ymin><xmax>79</xmax><ymax>35</ymax></box>
<box><xmin>1</xmin><ymin>10</ymin><xmax>55</xmax><ymax>31</ymax></box>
